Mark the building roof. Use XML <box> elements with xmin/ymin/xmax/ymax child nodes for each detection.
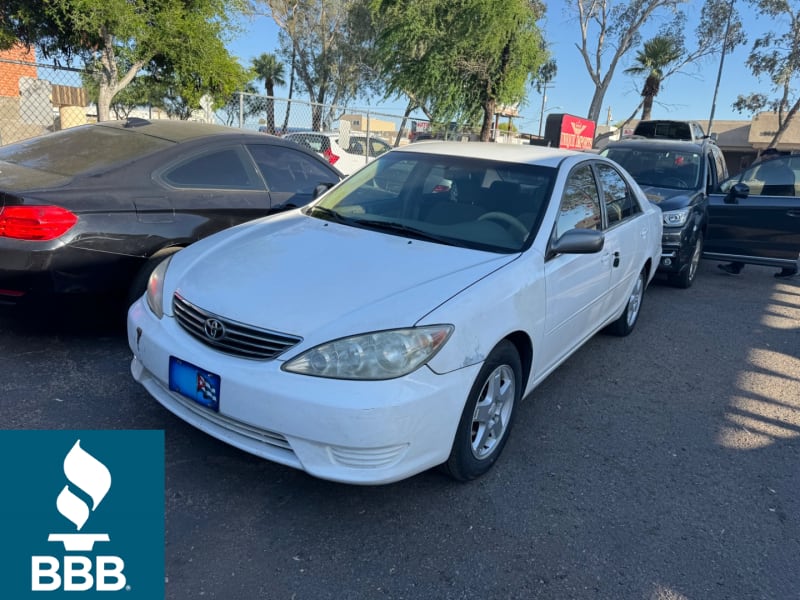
<box><xmin>746</xmin><ymin>112</ymin><xmax>800</xmax><ymax>150</ymax></box>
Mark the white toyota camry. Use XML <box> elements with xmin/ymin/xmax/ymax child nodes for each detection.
<box><xmin>128</xmin><ymin>142</ymin><xmax>662</xmax><ymax>485</ymax></box>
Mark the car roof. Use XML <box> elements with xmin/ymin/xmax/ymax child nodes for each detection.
<box><xmin>96</xmin><ymin>118</ymin><xmax>268</xmax><ymax>143</ymax></box>
<box><xmin>604</xmin><ymin>138</ymin><xmax>708</xmax><ymax>152</ymax></box>
<box><xmin>392</xmin><ymin>141</ymin><xmax>582</xmax><ymax>167</ymax></box>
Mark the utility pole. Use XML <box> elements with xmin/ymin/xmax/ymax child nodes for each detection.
<box><xmin>538</xmin><ymin>85</ymin><xmax>549</xmax><ymax>138</ymax></box>
<box><xmin>708</xmin><ymin>0</ymin><xmax>736</xmax><ymax>135</ymax></box>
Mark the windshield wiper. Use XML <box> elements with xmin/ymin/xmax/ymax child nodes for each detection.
<box><xmin>350</xmin><ymin>218</ymin><xmax>458</xmax><ymax>246</ymax></box>
<box><xmin>306</xmin><ymin>205</ymin><xmax>349</xmax><ymax>223</ymax></box>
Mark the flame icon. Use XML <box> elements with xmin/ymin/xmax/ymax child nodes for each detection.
<box><xmin>56</xmin><ymin>440</ymin><xmax>111</xmax><ymax>530</ymax></box>
<box><xmin>48</xmin><ymin>440</ymin><xmax>112</xmax><ymax>551</ymax></box>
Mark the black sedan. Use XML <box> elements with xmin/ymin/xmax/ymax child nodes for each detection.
<box><xmin>705</xmin><ymin>153</ymin><xmax>800</xmax><ymax>271</ymax></box>
<box><xmin>0</xmin><ymin>119</ymin><xmax>342</xmax><ymax>306</ymax></box>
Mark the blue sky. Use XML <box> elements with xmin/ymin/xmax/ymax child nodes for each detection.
<box><xmin>227</xmin><ymin>2</ymin><xmax>779</xmax><ymax>134</ymax></box>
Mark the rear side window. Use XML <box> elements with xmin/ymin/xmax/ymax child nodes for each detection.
<box><xmin>288</xmin><ymin>134</ymin><xmax>330</xmax><ymax>154</ymax></box>
<box><xmin>0</xmin><ymin>125</ymin><xmax>172</xmax><ymax>176</ymax></box>
<box><xmin>162</xmin><ymin>147</ymin><xmax>260</xmax><ymax>189</ymax></box>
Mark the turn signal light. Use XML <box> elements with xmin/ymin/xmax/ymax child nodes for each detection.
<box><xmin>0</xmin><ymin>205</ymin><xmax>78</xmax><ymax>241</ymax></box>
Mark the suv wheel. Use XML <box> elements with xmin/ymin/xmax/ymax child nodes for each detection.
<box><xmin>669</xmin><ymin>231</ymin><xmax>704</xmax><ymax>289</ymax></box>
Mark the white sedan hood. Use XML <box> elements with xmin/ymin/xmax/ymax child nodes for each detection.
<box><xmin>166</xmin><ymin>212</ymin><xmax>516</xmax><ymax>344</ymax></box>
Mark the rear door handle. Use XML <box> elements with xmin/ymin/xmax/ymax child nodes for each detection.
<box><xmin>788</xmin><ymin>210</ymin><xmax>800</xmax><ymax>218</ymax></box>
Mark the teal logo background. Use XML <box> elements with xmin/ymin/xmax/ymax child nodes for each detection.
<box><xmin>0</xmin><ymin>430</ymin><xmax>164</xmax><ymax>598</ymax></box>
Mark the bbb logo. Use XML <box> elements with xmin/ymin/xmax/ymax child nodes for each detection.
<box><xmin>32</xmin><ymin>440</ymin><xmax>127</xmax><ymax>592</ymax></box>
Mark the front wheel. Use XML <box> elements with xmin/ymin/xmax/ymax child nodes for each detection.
<box><xmin>605</xmin><ymin>268</ymin><xmax>645</xmax><ymax>337</ymax></box>
<box><xmin>669</xmin><ymin>231</ymin><xmax>704</xmax><ymax>289</ymax></box>
<box><xmin>442</xmin><ymin>341</ymin><xmax>522</xmax><ymax>481</ymax></box>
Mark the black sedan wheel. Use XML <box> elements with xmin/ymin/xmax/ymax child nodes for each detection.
<box><xmin>443</xmin><ymin>341</ymin><xmax>521</xmax><ymax>481</ymax></box>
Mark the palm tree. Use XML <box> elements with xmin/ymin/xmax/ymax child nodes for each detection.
<box><xmin>624</xmin><ymin>36</ymin><xmax>682</xmax><ymax>121</ymax></box>
<box><xmin>251</xmin><ymin>53</ymin><xmax>286</xmax><ymax>134</ymax></box>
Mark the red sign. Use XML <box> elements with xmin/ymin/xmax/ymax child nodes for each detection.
<box><xmin>558</xmin><ymin>114</ymin><xmax>596</xmax><ymax>150</ymax></box>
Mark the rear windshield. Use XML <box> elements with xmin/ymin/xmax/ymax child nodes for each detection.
<box><xmin>633</xmin><ymin>121</ymin><xmax>692</xmax><ymax>140</ymax></box>
<box><xmin>0</xmin><ymin>125</ymin><xmax>173</xmax><ymax>176</ymax></box>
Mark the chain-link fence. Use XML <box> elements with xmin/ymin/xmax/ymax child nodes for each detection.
<box><xmin>0</xmin><ymin>57</ymin><xmax>90</xmax><ymax>146</ymax></box>
<box><xmin>1</xmin><ymin>56</ymin><xmax>526</xmax><ymax>147</ymax></box>
<box><xmin>214</xmin><ymin>92</ymin><xmax>526</xmax><ymax>147</ymax></box>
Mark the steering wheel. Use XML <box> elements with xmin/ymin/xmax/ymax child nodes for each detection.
<box><xmin>478</xmin><ymin>212</ymin><xmax>529</xmax><ymax>240</ymax></box>
<box><xmin>662</xmin><ymin>177</ymin><xmax>688</xmax><ymax>189</ymax></box>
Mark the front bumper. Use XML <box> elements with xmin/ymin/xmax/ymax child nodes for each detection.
<box><xmin>658</xmin><ymin>227</ymin><xmax>692</xmax><ymax>273</ymax></box>
<box><xmin>127</xmin><ymin>298</ymin><xmax>480</xmax><ymax>485</ymax></box>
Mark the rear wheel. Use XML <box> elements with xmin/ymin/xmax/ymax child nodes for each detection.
<box><xmin>442</xmin><ymin>341</ymin><xmax>521</xmax><ymax>481</ymax></box>
<box><xmin>669</xmin><ymin>231</ymin><xmax>704</xmax><ymax>289</ymax></box>
<box><xmin>127</xmin><ymin>247</ymin><xmax>181</xmax><ymax>307</ymax></box>
<box><xmin>606</xmin><ymin>269</ymin><xmax>645</xmax><ymax>337</ymax></box>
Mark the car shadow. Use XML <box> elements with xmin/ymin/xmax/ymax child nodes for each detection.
<box><xmin>0</xmin><ymin>295</ymin><xmax>129</xmax><ymax>338</ymax></box>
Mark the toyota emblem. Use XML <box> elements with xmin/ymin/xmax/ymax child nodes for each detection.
<box><xmin>204</xmin><ymin>318</ymin><xmax>226</xmax><ymax>340</ymax></box>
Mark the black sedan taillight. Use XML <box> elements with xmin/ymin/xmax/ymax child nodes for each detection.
<box><xmin>0</xmin><ymin>205</ymin><xmax>78</xmax><ymax>241</ymax></box>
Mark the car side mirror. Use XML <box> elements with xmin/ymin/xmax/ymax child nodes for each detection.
<box><xmin>724</xmin><ymin>182</ymin><xmax>750</xmax><ymax>204</ymax></box>
<box><xmin>313</xmin><ymin>182</ymin><xmax>335</xmax><ymax>199</ymax></box>
<box><xmin>550</xmin><ymin>228</ymin><xmax>605</xmax><ymax>256</ymax></box>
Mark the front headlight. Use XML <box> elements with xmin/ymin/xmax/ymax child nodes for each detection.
<box><xmin>662</xmin><ymin>208</ymin><xmax>690</xmax><ymax>227</ymax></box>
<box><xmin>283</xmin><ymin>325</ymin><xmax>454</xmax><ymax>380</ymax></box>
<box><xmin>145</xmin><ymin>256</ymin><xmax>173</xmax><ymax>319</ymax></box>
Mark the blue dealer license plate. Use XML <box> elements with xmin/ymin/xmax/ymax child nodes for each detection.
<box><xmin>169</xmin><ymin>356</ymin><xmax>221</xmax><ymax>412</ymax></box>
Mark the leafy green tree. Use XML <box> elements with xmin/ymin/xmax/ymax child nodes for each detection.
<box><xmin>624</xmin><ymin>35</ymin><xmax>682</xmax><ymax>120</ymax></box>
<box><xmin>732</xmin><ymin>0</ymin><xmax>800</xmax><ymax>147</ymax></box>
<box><xmin>370</xmin><ymin>0</ymin><xmax>548</xmax><ymax>142</ymax></box>
<box><xmin>258</xmin><ymin>0</ymin><xmax>370</xmax><ymax>130</ymax></box>
<box><xmin>0</xmin><ymin>0</ymin><xmax>249</xmax><ymax>122</ymax></box>
<box><xmin>252</xmin><ymin>53</ymin><xmax>286</xmax><ymax>133</ymax></box>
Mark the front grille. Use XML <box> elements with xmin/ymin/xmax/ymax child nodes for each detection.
<box><xmin>173</xmin><ymin>293</ymin><xmax>302</xmax><ymax>360</ymax></box>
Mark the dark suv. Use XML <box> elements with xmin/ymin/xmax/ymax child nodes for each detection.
<box><xmin>601</xmin><ymin>137</ymin><xmax>728</xmax><ymax>288</ymax></box>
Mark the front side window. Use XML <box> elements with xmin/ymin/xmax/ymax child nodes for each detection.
<box><xmin>368</xmin><ymin>139</ymin><xmax>392</xmax><ymax>157</ymax></box>
<box><xmin>595</xmin><ymin>163</ymin><xmax>638</xmax><ymax>227</ymax></box>
<box><xmin>721</xmin><ymin>155</ymin><xmax>799</xmax><ymax>196</ymax></box>
<box><xmin>555</xmin><ymin>164</ymin><xmax>601</xmax><ymax>238</ymax></box>
<box><xmin>247</xmin><ymin>145</ymin><xmax>338</xmax><ymax>194</ymax></box>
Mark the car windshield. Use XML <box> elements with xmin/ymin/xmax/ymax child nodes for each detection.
<box><xmin>0</xmin><ymin>125</ymin><xmax>173</xmax><ymax>176</ymax></box>
<box><xmin>603</xmin><ymin>147</ymin><xmax>701</xmax><ymax>190</ymax></box>
<box><xmin>305</xmin><ymin>151</ymin><xmax>556</xmax><ymax>253</ymax></box>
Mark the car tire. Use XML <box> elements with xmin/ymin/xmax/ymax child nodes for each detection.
<box><xmin>669</xmin><ymin>231</ymin><xmax>704</xmax><ymax>289</ymax></box>
<box><xmin>605</xmin><ymin>268</ymin><xmax>646</xmax><ymax>337</ymax></box>
<box><xmin>127</xmin><ymin>247</ymin><xmax>182</xmax><ymax>306</ymax></box>
<box><xmin>442</xmin><ymin>340</ymin><xmax>521</xmax><ymax>481</ymax></box>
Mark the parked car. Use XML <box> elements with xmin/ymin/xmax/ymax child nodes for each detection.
<box><xmin>0</xmin><ymin>118</ymin><xmax>343</xmax><ymax>307</ymax></box>
<box><xmin>601</xmin><ymin>137</ymin><xmax>728</xmax><ymax>287</ymax></box>
<box><xmin>128</xmin><ymin>142</ymin><xmax>662</xmax><ymax>485</ymax></box>
<box><xmin>705</xmin><ymin>152</ymin><xmax>800</xmax><ymax>270</ymax></box>
<box><xmin>632</xmin><ymin>119</ymin><xmax>707</xmax><ymax>143</ymax></box>
<box><xmin>284</xmin><ymin>131</ymin><xmax>392</xmax><ymax>175</ymax></box>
